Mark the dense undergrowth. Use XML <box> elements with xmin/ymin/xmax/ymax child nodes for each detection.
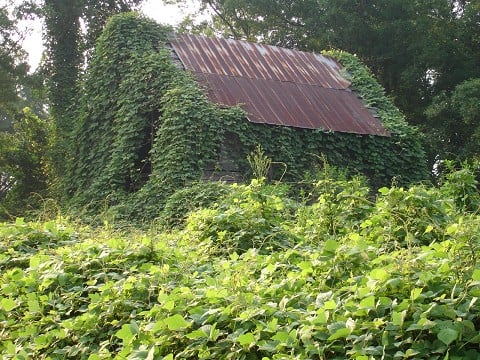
<box><xmin>1</xmin><ymin>166</ymin><xmax>480</xmax><ymax>359</ymax></box>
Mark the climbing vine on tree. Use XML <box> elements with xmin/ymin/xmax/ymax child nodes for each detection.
<box><xmin>67</xmin><ymin>13</ymin><xmax>428</xmax><ymax>221</ymax></box>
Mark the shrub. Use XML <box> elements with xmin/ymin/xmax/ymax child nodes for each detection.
<box><xmin>158</xmin><ymin>181</ymin><xmax>231</xmax><ymax>229</ymax></box>
<box><xmin>186</xmin><ymin>179</ymin><xmax>299</xmax><ymax>254</ymax></box>
<box><xmin>296</xmin><ymin>164</ymin><xmax>373</xmax><ymax>240</ymax></box>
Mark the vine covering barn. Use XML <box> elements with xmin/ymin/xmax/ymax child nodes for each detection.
<box><xmin>66</xmin><ymin>12</ymin><xmax>428</xmax><ymax>219</ymax></box>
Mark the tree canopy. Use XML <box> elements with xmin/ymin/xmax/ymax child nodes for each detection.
<box><xmin>0</xmin><ymin>4</ymin><xmax>28</xmax><ymax>131</ymax></box>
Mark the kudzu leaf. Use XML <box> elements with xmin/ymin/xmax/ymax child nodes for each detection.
<box><xmin>323</xmin><ymin>239</ymin><xmax>339</xmax><ymax>253</ymax></box>
<box><xmin>472</xmin><ymin>269</ymin><xmax>480</xmax><ymax>281</ymax></box>
<box><xmin>359</xmin><ymin>296</ymin><xmax>375</xmax><ymax>309</ymax></box>
<box><xmin>392</xmin><ymin>310</ymin><xmax>406</xmax><ymax>327</ymax></box>
<box><xmin>238</xmin><ymin>332</ymin><xmax>255</xmax><ymax>346</ymax></box>
<box><xmin>348</xmin><ymin>232</ymin><xmax>361</xmax><ymax>241</ymax></box>
<box><xmin>327</xmin><ymin>327</ymin><xmax>350</xmax><ymax>341</ymax></box>
<box><xmin>378</xmin><ymin>187</ymin><xmax>390</xmax><ymax>195</ymax></box>
<box><xmin>446</xmin><ymin>224</ymin><xmax>458</xmax><ymax>235</ymax></box>
<box><xmin>437</xmin><ymin>328</ymin><xmax>458</xmax><ymax>345</ymax></box>
<box><xmin>424</xmin><ymin>225</ymin><xmax>434</xmax><ymax>233</ymax></box>
<box><xmin>404</xmin><ymin>349</ymin><xmax>420</xmax><ymax>357</ymax></box>
<box><xmin>115</xmin><ymin>322</ymin><xmax>137</xmax><ymax>342</ymax></box>
<box><xmin>186</xmin><ymin>329</ymin><xmax>208</xmax><ymax>340</ymax></box>
<box><xmin>324</xmin><ymin>300</ymin><xmax>336</xmax><ymax>310</ymax></box>
<box><xmin>164</xmin><ymin>314</ymin><xmax>189</xmax><ymax>330</ymax></box>
<box><xmin>0</xmin><ymin>298</ymin><xmax>17</xmax><ymax>312</ymax></box>
<box><xmin>410</xmin><ymin>287</ymin><xmax>422</xmax><ymax>301</ymax></box>
<box><xmin>272</xmin><ymin>331</ymin><xmax>290</xmax><ymax>343</ymax></box>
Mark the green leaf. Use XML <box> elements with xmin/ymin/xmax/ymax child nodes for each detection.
<box><xmin>446</xmin><ymin>224</ymin><xmax>458</xmax><ymax>235</ymax></box>
<box><xmin>238</xmin><ymin>332</ymin><xmax>255</xmax><ymax>346</ymax></box>
<box><xmin>272</xmin><ymin>331</ymin><xmax>290</xmax><ymax>343</ymax></box>
<box><xmin>392</xmin><ymin>310</ymin><xmax>406</xmax><ymax>327</ymax></box>
<box><xmin>370</xmin><ymin>268</ymin><xmax>388</xmax><ymax>281</ymax></box>
<box><xmin>327</xmin><ymin>327</ymin><xmax>350</xmax><ymax>341</ymax></box>
<box><xmin>164</xmin><ymin>314</ymin><xmax>189</xmax><ymax>330</ymax></box>
<box><xmin>349</xmin><ymin>232</ymin><xmax>361</xmax><ymax>241</ymax></box>
<box><xmin>186</xmin><ymin>329</ymin><xmax>208</xmax><ymax>340</ymax></box>
<box><xmin>410</xmin><ymin>287</ymin><xmax>422</xmax><ymax>301</ymax></box>
<box><xmin>472</xmin><ymin>269</ymin><xmax>480</xmax><ymax>281</ymax></box>
<box><xmin>115</xmin><ymin>322</ymin><xmax>138</xmax><ymax>342</ymax></box>
<box><xmin>359</xmin><ymin>296</ymin><xmax>375</xmax><ymax>309</ymax></box>
<box><xmin>324</xmin><ymin>300</ymin><xmax>336</xmax><ymax>310</ymax></box>
<box><xmin>378</xmin><ymin>187</ymin><xmax>390</xmax><ymax>195</ymax></box>
<box><xmin>323</xmin><ymin>239</ymin><xmax>339</xmax><ymax>253</ymax></box>
<box><xmin>437</xmin><ymin>328</ymin><xmax>458</xmax><ymax>345</ymax></box>
<box><xmin>0</xmin><ymin>298</ymin><xmax>17</xmax><ymax>312</ymax></box>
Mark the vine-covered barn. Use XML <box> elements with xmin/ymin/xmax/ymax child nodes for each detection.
<box><xmin>168</xmin><ymin>33</ymin><xmax>396</xmax><ymax>182</ymax></box>
<box><xmin>69</xmin><ymin>13</ymin><xmax>428</xmax><ymax>216</ymax></box>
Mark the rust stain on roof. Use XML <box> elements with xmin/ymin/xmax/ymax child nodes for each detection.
<box><xmin>170</xmin><ymin>33</ymin><xmax>389</xmax><ymax>136</ymax></box>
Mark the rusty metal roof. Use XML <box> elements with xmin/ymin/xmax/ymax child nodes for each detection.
<box><xmin>170</xmin><ymin>33</ymin><xmax>389</xmax><ymax>136</ymax></box>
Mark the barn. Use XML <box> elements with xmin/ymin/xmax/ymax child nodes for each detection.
<box><xmin>69</xmin><ymin>13</ymin><xmax>428</xmax><ymax>214</ymax></box>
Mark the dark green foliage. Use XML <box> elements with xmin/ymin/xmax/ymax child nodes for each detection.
<box><xmin>43</xmin><ymin>0</ymin><xmax>82</xmax><ymax>135</ymax></box>
<box><xmin>0</xmin><ymin>4</ymin><xmax>28</xmax><ymax>132</ymax></box>
<box><xmin>326</xmin><ymin>50</ymin><xmax>429</xmax><ymax>184</ymax></box>
<box><xmin>297</xmin><ymin>168</ymin><xmax>373</xmax><ymax>239</ymax></box>
<box><xmin>43</xmin><ymin>0</ymin><xmax>143</xmax><ymax>130</ymax></box>
<box><xmin>426</xmin><ymin>78</ymin><xmax>480</xmax><ymax>161</ymax></box>
<box><xmin>0</xmin><ymin>108</ymin><xmax>51</xmax><ymax>218</ymax></box>
<box><xmin>159</xmin><ymin>181</ymin><xmax>231</xmax><ymax>229</ymax></box>
<box><xmin>41</xmin><ymin>0</ymin><xmax>143</xmax><ymax>184</ymax></box>
<box><xmin>438</xmin><ymin>160</ymin><xmax>480</xmax><ymax>213</ymax></box>
<box><xmin>68</xmin><ymin>13</ymin><xmax>172</xmax><ymax>205</ymax></box>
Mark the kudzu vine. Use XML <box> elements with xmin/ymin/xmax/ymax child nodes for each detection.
<box><xmin>66</xmin><ymin>12</ymin><xmax>428</xmax><ymax>220</ymax></box>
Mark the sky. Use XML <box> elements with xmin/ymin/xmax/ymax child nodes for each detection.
<box><xmin>20</xmin><ymin>0</ymin><xmax>198</xmax><ymax>71</ymax></box>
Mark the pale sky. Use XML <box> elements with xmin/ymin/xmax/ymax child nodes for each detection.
<box><xmin>20</xmin><ymin>0</ymin><xmax>198</xmax><ymax>71</ymax></box>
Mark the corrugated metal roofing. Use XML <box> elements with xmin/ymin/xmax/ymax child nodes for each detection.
<box><xmin>170</xmin><ymin>33</ymin><xmax>389</xmax><ymax>136</ymax></box>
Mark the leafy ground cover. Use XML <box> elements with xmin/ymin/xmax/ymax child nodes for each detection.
<box><xmin>1</xmin><ymin>168</ymin><xmax>480</xmax><ymax>359</ymax></box>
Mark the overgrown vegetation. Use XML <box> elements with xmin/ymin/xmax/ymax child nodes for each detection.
<box><xmin>1</xmin><ymin>7</ymin><xmax>478</xmax><ymax>358</ymax></box>
<box><xmin>64</xmin><ymin>13</ymin><xmax>427</xmax><ymax>222</ymax></box>
<box><xmin>1</xmin><ymin>165</ymin><xmax>480</xmax><ymax>359</ymax></box>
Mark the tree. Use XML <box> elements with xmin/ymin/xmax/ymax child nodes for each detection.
<box><xmin>36</xmin><ymin>0</ymin><xmax>144</xmax><ymax>186</ymax></box>
<box><xmin>42</xmin><ymin>0</ymin><xmax>143</xmax><ymax>136</ymax></box>
<box><xmin>0</xmin><ymin>3</ymin><xmax>28</xmax><ymax>132</ymax></box>
<box><xmin>0</xmin><ymin>107</ymin><xmax>50</xmax><ymax>218</ymax></box>
<box><xmin>426</xmin><ymin>78</ymin><xmax>480</xmax><ymax>162</ymax></box>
